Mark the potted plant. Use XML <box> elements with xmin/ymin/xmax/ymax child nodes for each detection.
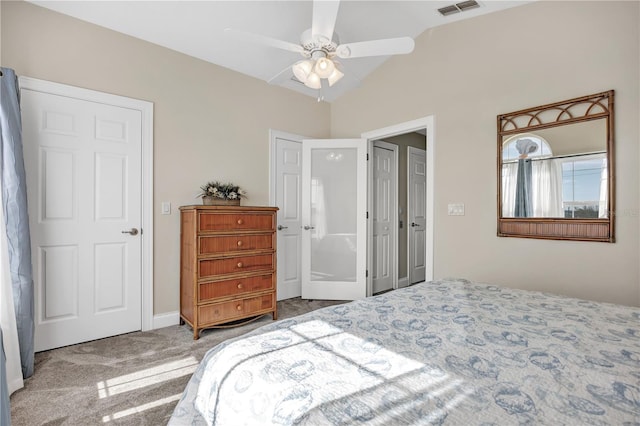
<box><xmin>198</xmin><ymin>181</ymin><xmax>246</xmax><ymax>206</ymax></box>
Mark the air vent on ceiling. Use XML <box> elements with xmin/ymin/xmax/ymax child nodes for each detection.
<box><xmin>437</xmin><ymin>0</ymin><xmax>480</xmax><ymax>16</ymax></box>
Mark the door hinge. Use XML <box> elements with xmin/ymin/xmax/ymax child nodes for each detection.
<box><xmin>366</xmin><ymin>269</ymin><xmax>369</xmax><ymax>278</ymax></box>
<box><xmin>366</xmin><ymin>211</ymin><xmax>369</xmax><ymax>219</ymax></box>
<box><xmin>366</xmin><ymin>153</ymin><xmax>369</xmax><ymax>161</ymax></box>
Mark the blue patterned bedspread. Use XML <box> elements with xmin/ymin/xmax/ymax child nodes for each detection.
<box><xmin>169</xmin><ymin>279</ymin><xmax>640</xmax><ymax>425</ymax></box>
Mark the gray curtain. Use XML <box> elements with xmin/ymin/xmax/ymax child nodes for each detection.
<box><xmin>514</xmin><ymin>158</ymin><xmax>532</xmax><ymax>218</ymax></box>
<box><xmin>513</xmin><ymin>138</ymin><xmax>537</xmax><ymax>218</ymax></box>
<box><xmin>1</xmin><ymin>328</ymin><xmax>11</xmax><ymax>426</ymax></box>
<box><xmin>1</xmin><ymin>67</ymin><xmax>34</xmax><ymax>378</ymax></box>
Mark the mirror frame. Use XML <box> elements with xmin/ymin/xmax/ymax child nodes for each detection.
<box><xmin>497</xmin><ymin>90</ymin><xmax>615</xmax><ymax>242</ymax></box>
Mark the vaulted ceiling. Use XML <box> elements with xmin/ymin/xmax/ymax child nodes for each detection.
<box><xmin>29</xmin><ymin>1</ymin><xmax>529</xmax><ymax>102</ymax></box>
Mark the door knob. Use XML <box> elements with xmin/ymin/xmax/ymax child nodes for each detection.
<box><xmin>411</xmin><ymin>222</ymin><xmax>420</xmax><ymax>228</ymax></box>
<box><xmin>121</xmin><ymin>228</ymin><xmax>139</xmax><ymax>235</ymax></box>
<box><xmin>303</xmin><ymin>225</ymin><xmax>315</xmax><ymax>230</ymax></box>
<box><xmin>277</xmin><ymin>225</ymin><xmax>288</xmax><ymax>230</ymax></box>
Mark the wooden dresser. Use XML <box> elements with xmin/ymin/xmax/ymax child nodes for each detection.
<box><xmin>179</xmin><ymin>205</ymin><xmax>278</xmax><ymax>339</ymax></box>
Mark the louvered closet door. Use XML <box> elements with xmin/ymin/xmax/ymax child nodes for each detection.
<box><xmin>21</xmin><ymin>89</ymin><xmax>142</xmax><ymax>351</ymax></box>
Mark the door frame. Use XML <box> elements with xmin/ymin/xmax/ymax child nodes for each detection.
<box><xmin>362</xmin><ymin>116</ymin><xmax>435</xmax><ymax>291</ymax></box>
<box><xmin>18</xmin><ymin>77</ymin><xmax>154</xmax><ymax>332</ymax></box>
<box><xmin>371</xmin><ymin>140</ymin><xmax>399</xmax><ymax>293</ymax></box>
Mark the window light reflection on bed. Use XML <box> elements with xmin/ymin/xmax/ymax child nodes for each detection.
<box><xmin>96</xmin><ymin>356</ymin><xmax>198</xmax><ymax>399</ymax></box>
<box><xmin>102</xmin><ymin>393</ymin><xmax>183</xmax><ymax>423</ymax></box>
<box><xmin>197</xmin><ymin>320</ymin><xmax>473</xmax><ymax>421</ymax></box>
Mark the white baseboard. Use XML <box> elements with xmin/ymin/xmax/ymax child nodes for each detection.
<box><xmin>153</xmin><ymin>311</ymin><xmax>180</xmax><ymax>329</ymax></box>
<box><xmin>398</xmin><ymin>277</ymin><xmax>409</xmax><ymax>289</ymax></box>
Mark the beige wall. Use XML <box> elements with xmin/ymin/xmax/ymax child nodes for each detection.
<box><xmin>2</xmin><ymin>1</ymin><xmax>639</xmax><ymax>313</ymax></box>
<box><xmin>1</xmin><ymin>1</ymin><xmax>331</xmax><ymax>314</ymax></box>
<box><xmin>332</xmin><ymin>1</ymin><xmax>640</xmax><ymax>306</ymax></box>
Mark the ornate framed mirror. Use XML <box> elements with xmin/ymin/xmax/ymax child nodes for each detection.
<box><xmin>497</xmin><ymin>91</ymin><xmax>614</xmax><ymax>242</ymax></box>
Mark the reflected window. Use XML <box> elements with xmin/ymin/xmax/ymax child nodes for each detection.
<box><xmin>502</xmin><ymin>134</ymin><xmax>558</xmax><ymax>217</ymax></box>
<box><xmin>562</xmin><ymin>155</ymin><xmax>607</xmax><ymax>218</ymax></box>
<box><xmin>502</xmin><ymin>134</ymin><xmax>552</xmax><ymax>162</ymax></box>
<box><xmin>502</xmin><ymin>133</ymin><xmax>607</xmax><ymax>219</ymax></box>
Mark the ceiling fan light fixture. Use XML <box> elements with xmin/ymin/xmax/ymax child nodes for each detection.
<box><xmin>327</xmin><ymin>67</ymin><xmax>344</xmax><ymax>87</ymax></box>
<box><xmin>314</xmin><ymin>57</ymin><xmax>335</xmax><ymax>78</ymax></box>
<box><xmin>292</xmin><ymin>59</ymin><xmax>314</xmax><ymax>83</ymax></box>
<box><xmin>304</xmin><ymin>72</ymin><xmax>322</xmax><ymax>89</ymax></box>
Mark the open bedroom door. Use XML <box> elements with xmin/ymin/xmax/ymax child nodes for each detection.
<box><xmin>301</xmin><ymin>139</ymin><xmax>367</xmax><ymax>300</ymax></box>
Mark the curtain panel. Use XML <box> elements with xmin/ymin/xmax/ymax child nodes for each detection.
<box><xmin>0</xmin><ymin>67</ymin><xmax>35</xmax><ymax>379</ymax></box>
<box><xmin>1</xmin><ymin>328</ymin><xmax>11</xmax><ymax>425</ymax></box>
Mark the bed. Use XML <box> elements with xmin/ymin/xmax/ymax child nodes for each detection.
<box><xmin>169</xmin><ymin>279</ymin><xmax>640</xmax><ymax>425</ymax></box>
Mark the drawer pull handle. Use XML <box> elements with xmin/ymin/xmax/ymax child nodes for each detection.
<box><xmin>237</xmin><ymin>240</ymin><xmax>243</xmax><ymax>247</ymax></box>
<box><xmin>237</xmin><ymin>262</ymin><xmax>244</xmax><ymax>268</ymax></box>
<box><xmin>236</xmin><ymin>304</ymin><xmax>242</xmax><ymax>311</ymax></box>
<box><xmin>237</xmin><ymin>282</ymin><xmax>243</xmax><ymax>289</ymax></box>
<box><xmin>237</xmin><ymin>219</ymin><xmax>244</xmax><ymax>225</ymax></box>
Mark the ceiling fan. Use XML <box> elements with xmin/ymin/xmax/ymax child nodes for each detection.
<box><xmin>225</xmin><ymin>0</ymin><xmax>415</xmax><ymax>100</ymax></box>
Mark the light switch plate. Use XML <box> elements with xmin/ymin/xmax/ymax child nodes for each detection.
<box><xmin>448</xmin><ymin>203</ymin><xmax>465</xmax><ymax>216</ymax></box>
<box><xmin>161</xmin><ymin>202</ymin><xmax>171</xmax><ymax>215</ymax></box>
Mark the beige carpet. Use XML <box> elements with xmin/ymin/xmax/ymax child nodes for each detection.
<box><xmin>10</xmin><ymin>298</ymin><xmax>344</xmax><ymax>426</ymax></box>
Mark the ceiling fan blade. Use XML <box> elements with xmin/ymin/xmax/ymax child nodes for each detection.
<box><xmin>336</xmin><ymin>37</ymin><xmax>415</xmax><ymax>59</ymax></box>
<box><xmin>224</xmin><ymin>28</ymin><xmax>303</xmax><ymax>54</ymax></box>
<box><xmin>311</xmin><ymin>0</ymin><xmax>340</xmax><ymax>43</ymax></box>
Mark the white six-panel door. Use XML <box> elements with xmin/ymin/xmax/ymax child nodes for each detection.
<box><xmin>408</xmin><ymin>146</ymin><xmax>427</xmax><ymax>284</ymax></box>
<box><xmin>21</xmin><ymin>89</ymin><xmax>142</xmax><ymax>351</ymax></box>
<box><xmin>274</xmin><ymin>137</ymin><xmax>303</xmax><ymax>300</ymax></box>
<box><xmin>372</xmin><ymin>144</ymin><xmax>396</xmax><ymax>294</ymax></box>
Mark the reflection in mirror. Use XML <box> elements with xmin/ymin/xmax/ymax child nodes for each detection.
<box><xmin>501</xmin><ymin>119</ymin><xmax>608</xmax><ymax>219</ymax></box>
<box><xmin>497</xmin><ymin>90</ymin><xmax>614</xmax><ymax>242</ymax></box>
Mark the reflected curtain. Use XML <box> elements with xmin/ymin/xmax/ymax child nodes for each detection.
<box><xmin>0</xmin><ymin>67</ymin><xmax>35</xmax><ymax>380</ymax></box>
<box><xmin>501</xmin><ymin>163</ymin><xmax>518</xmax><ymax>217</ymax></box>
<box><xmin>598</xmin><ymin>159</ymin><xmax>608</xmax><ymax>218</ymax></box>
<box><xmin>504</xmin><ymin>159</ymin><xmax>564</xmax><ymax>218</ymax></box>
<box><xmin>532</xmin><ymin>158</ymin><xmax>564</xmax><ymax>218</ymax></box>
<box><xmin>513</xmin><ymin>139</ymin><xmax>538</xmax><ymax>218</ymax></box>
<box><xmin>514</xmin><ymin>159</ymin><xmax>532</xmax><ymax>217</ymax></box>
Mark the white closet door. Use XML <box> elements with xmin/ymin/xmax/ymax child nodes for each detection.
<box><xmin>21</xmin><ymin>89</ymin><xmax>142</xmax><ymax>351</ymax></box>
<box><xmin>275</xmin><ymin>137</ymin><xmax>303</xmax><ymax>300</ymax></box>
<box><xmin>372</xmin><ymin>145</ymin><xmax>396</xmax><ymax>294</ymax></box>
<box><xmin>408</xmin><ymin>147</ymin><xmax>426</xmax><ymax>284</ymax></box>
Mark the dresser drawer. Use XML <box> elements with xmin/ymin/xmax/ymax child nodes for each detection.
<box><xmin>199</xmin><ymin>274</ymin><xmax>274</xmax><ymax>301</ymax></box>
<box><xmin>199</xmin><ymin>254</ymin><xmax>274</xmax><ymax>278</ymax></box>
<box><xmin>198</xmin><ymin>293</ymin><xmax>275</xmax><ymax>325</ymax></box>
<box><xmin>199</xmin><ymin>234</ymin><xmax>274</xmax><ymax>255</ymax></box>
<box><xmin>199</xmin><ymin>213</ymin><xmax>274</xmax><ymax>232</ymax></box>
